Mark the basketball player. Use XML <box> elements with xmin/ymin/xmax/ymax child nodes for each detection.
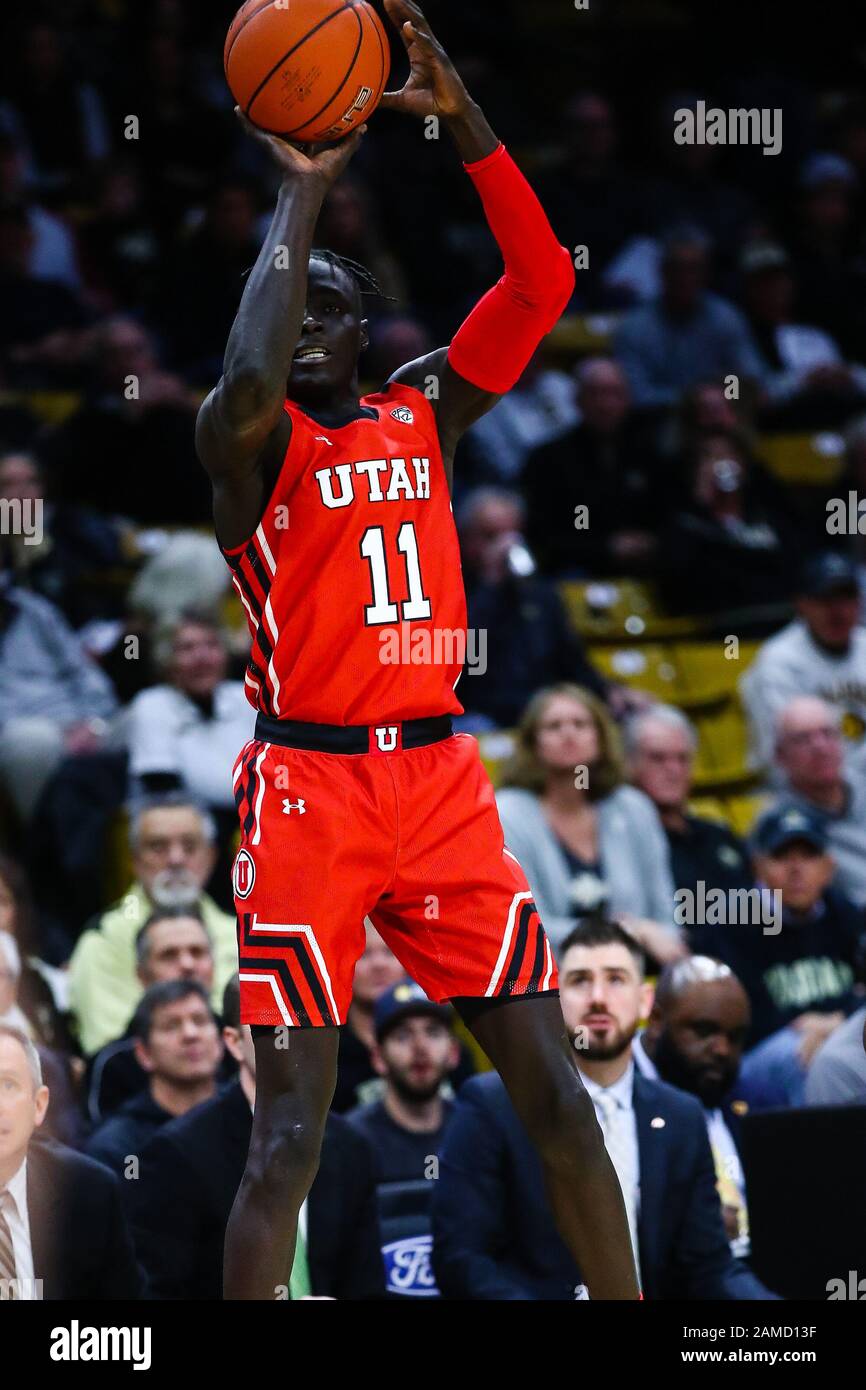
<box><xmin>198</xmin><ymin>0</ymin><xmax>639</xmax><ymax>1300</ymax></box>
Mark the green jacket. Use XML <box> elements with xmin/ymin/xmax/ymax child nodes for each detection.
<box><xmin>68</xmin><ymin>882</ymin><xmax>238</xmax><ymax>1055</ymax></box>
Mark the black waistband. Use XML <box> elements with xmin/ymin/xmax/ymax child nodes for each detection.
<box><xmin>253</xmin><ymin>712</ymin><xmax>453</xmax><ymax>754</ymax></box>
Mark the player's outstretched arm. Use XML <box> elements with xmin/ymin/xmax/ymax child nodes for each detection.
<box><xmin>195</xmin><ymin>117</ymin><xmax>365</xmax><ymax>548</ymax></box>
<box><xmin>380</xmin><ymin>0</ymin><xmax>575</xmax><ymax>477</ymax></box>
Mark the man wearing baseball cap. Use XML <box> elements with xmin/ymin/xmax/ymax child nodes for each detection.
<box><xmin>345</xmin><ymin>981</ymin><xmax>461</xmax><ymax>1299</ymax></box>
<box><xmin>691</xmin><ymin>804</ymin><xmax>866</xmax><ymax>1107</ymax></box>
<box><xmin>741</xmin><ymin>551</ymin><xmax>866</xmax><ymax>770</ymax></box>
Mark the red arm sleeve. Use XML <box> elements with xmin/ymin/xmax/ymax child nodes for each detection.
<box><xmin>447</xmin><ymin>143</ymin><xmax>575</xmax><ymax>394</ymax></box>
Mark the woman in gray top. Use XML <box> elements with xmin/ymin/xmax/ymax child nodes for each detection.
<box><xmin>496</xmin><ymin>684</ymin><xmax>685</xmax><ymax>961</ymax></box>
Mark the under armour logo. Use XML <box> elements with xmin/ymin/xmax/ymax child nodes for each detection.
<box><xmin>314</xmin><ymin>436</ymin><xmax>333</xmax><ymax>446</ymax></box>
<box><xmin>374</xmin><ymin>726</ymin><xmax>398</xmax><ymax>752</ymax></box>
<box><xmin>282</xmin><ymin>798</ymin><xmax>306</xmax><ymax>814</ymax></box>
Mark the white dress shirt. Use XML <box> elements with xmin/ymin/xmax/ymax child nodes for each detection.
<box><xmin>579</xmin><ymin>1059</ymin><xmax>642</xmax><ymax>1282</ymax></box>
<box><xmin>2</xmin><ymin>1156</ymin><xmax>36</xmax><ymax>1299</ymax></box>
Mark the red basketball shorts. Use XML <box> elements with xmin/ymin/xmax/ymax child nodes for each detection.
<box><xmin>230</xmin><ymin>723</ymin><xmax>558</xmax><ymax>1026</ymax></box>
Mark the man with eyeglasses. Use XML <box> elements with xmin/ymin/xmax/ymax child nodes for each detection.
<box><xmin>741</xmin><ymin>552</ymin><xmax>866</xmax><ymax>771</ymax></box>
<box><xmin>769</xmin><ymin>695</ymin><xmax>866</xmax><ymax>906</ymax></box>
<box><xmin>68</xmin><ymin>795</ymin><xmax>237</xmax><ymax>1055</ymax></box>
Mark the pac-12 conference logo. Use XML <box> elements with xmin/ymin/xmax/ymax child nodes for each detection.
<box><xmin>233</xmin><ymin>848</ymin><xmax>255</xmax><ymax>899</ymax></box>
<box><xmin>390</xmin><ymin>406</ymin><xmax>414</xmax><ymax>424</ymax></box>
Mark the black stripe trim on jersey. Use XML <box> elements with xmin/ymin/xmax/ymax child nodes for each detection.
<box><xmin>235</xmin><ymin>741</ymin><xmax>261</xmax><ymax>824</ymax></box>
<box><xmin>499</xmin><ymin>900</ymin><xmax>537</xmax><ymax>997</ymax></box>
<box><xmin>244</xmin><ymin>539</ymin><xmax>275</xmax><ymax>608</ymax></box>
<box><xmin>245</xmin><ymin>656</ymin><xmax>274</xmax><ymax>717</ymax></box>
<box><xmin>242</xmin><ymin>954</ymin><xmax>313</xmax><ymax>1027</ymax></box>
<box><xmin>240</xmin><ymin>914</ymin><xmax>336</xmax><ymax>1025</ymax></box>
<box><xmin>225</xmin><ymin>549</ymin><xmax>264</xmax><ymax>624</ymax></box>
<box><xmin>242</xmin><ymin>745</ymin><xmax>263</xmax><ymax>837</ymax></box>
<box><xmin>525</xmin><ymin>909</ymin><xmax>547</xmax><ymax>995</ymax></box>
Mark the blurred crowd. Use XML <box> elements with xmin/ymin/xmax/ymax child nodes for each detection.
<box><xmin>0</xmin><ymin>0</ymin><xmax>864</xmax><ymax>1302</ymax></box>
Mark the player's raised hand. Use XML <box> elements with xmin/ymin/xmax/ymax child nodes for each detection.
<box><xmin>234</xmin><ymin>107</ymin><xmax>366</xmax><ymax>187</ymax></box>
<box><xmin>379</xmin><ymin>0</ymin><xmax>471</xmax><ymax>120</ymax></box>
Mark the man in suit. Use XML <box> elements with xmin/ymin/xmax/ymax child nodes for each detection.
<box><xmin>633</xmin><ymin>956</ymin><xmax>754</xmax><ymax>1257</ymax></box>
<box><xmin>431</xmin><ymin>918</ymin><xmax>777</xmax><ymax>1299</ymax></box>
<box><xmin>127</xmin><ymin>976</ymin><xmax>384</xmax><ymax>1299</ymax></box>
<box><xmin>0</xmin><ymin>1023</ymin><xmax>142</xmax><ymax>1299</ymax></box>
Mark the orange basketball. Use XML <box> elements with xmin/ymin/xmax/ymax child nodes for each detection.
<box><xmin>224</xmin><ymin>0</ymin><xmax>390</xmax><ymax>143</ymax></box>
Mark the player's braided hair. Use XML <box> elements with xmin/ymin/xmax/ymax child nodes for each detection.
<box><xmin>240</xmin><ymin>248</ymin><xmax>395</xmax><ymax>303</ymax></box>
<box><xmin>309</xmin><ymin>247</ymin><xmax>395</xmax><ymax>302</ymax></box>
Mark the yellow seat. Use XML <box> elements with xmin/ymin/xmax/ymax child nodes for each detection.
<box><xmin>755</xmin><ymin>432</ymin><xmax>846</xmax><ymax>486</ymax></box>
<box><xmin>722</xmin><ymin>792</ymin><xmax>770</xmax><ymax>838</ymax></box>
<box><xmin>672</xmin><ymin>640</ymin><xmax>762</xmax><ymax>706</ymax></box>
<box><xmin>691</xmin><ymin>700</ymin><xmax>754</xmax><ymax>789</ymax></box>
<box><xmin>590</xmin><ymin>643</ymin><xmax>683</xmax><ymax>700</ymax></box>
<box><xmin>477</xmin><ymin>731</ymin><xmax>517</xmax><ymax>789</ymax></box>
<box><xmin>547</xmin><ymin>313</ymin><xmax>621</xmax><ymax>356</ymax></box>
<box><xmin>14</xmin><ymin>389</ymin><xmax>82</xmax><ymax>425</ymax></box>
<box><xmin>561</xmin><ymin>579</ymin><xmax>703</xmax><ymax>642</ymax></box>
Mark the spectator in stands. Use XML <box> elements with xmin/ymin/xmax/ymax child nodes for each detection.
<box><xmin>0</xmin><ymin>851</ymin><xmax>71</xmax><ymax>1047</ymax></box>
<box><xmin>41</xmin><ymin>315</ymin><xmax>208</xmax><ymax>525</ymax></box>
<box><xmin>784</xmin><ymin>153</ymin><xmax>866</xmax><ymax>362</ymax></box>
<box><xmin>431</xmin><ymin>918</ymin><xmax>776</xmax><ymax>1299</ymax></box>
<box><xmin>0</xmin><ymin>449</ymin><xmax>125</xmax><ymax>627</ymax></box>
<box><xmin>0</xmin><ymin>551</ymin><xmax>118</xmax><ymax>821</ymax></box>
<box><xmin>635</xmin><ymin>958</ymin><xmax>754</xmax><ymax>1257</ymax></box>
<box><xmin>0</xmin><ymin>200</ymin><xmax>94</xmax><ymax>390</ymax></box>
<box><xmin>535</xmin><ymin>92</ymin><xmax>649</xmax><ymax>311</ymax></box>
<box><xmin>0</xmin><ymin>21</ymin><xmax>110</xmax><ymax>202</ymax></box>
<box><xmin>645</xmin><ymin>93</ymin><xmax>756</xmax><ymax>264</ymax></box>
<box><xmin>739</xmin><ymin>241</ymin><xmax>866</xmax><ymax>429</ymax></box>
<box><xmin>347</xmin><ymin>980</ymin><xmax>459</xmax><ymax>1299</ymax></box>
<box><xmin>614</xmin><ymin>224</ymin><xmax>766</xmax><ymax>410</ymax></box>
<box><xmin>85</xmin><ymin>907</ymin><xmax>231</xmax><ymax>1125</ymax></box>
<box><xmin>0</xmin><ymin>132</ymin><xmax>81</xmax><ymax>289</ymax></box>
<box><xmin>523</xmin><ymin>357</ymin><xmax>662</xmax><ymax>577</ymax></box>
<box><xmin>805</xmin><ymin>1003</ymin><xmax>866</xmax><ymax>1106</ymax></box>
<box><xmin>0</xmin><ymin>1024</ymin><xmax>142</xmax><ymax>1299</ymax></box>
<box><xmin>769</xmin><ymin>697</ymin><xmax>866</xmax><ymax>905</ymax></box>
<box><xmin>456</xmin><ymin>489</ymin><xmax>610</xmax><ymax>730</ymax></box>
<box><xmin>362</xmin><ymin>315</ymin><xmax>433</xmax><ymax>385</ymax></box>
<box><xmin>347</xmin><ymin>981</ymin><xmax>459</xmax><ymax>1182</ymax></box>
<box><xmin>741</xmin><ymin>553</ymin><xmax>866</xmax><ymax>769</ymax></box>
<box><xmin>150</xmin><ymin>175</ymin><xmax>262</xmax><ymax>384</ymax></box>
<box><xmin>127</xmin><ymin>976</ymin><xmax>384</xmax><ymax>1299</ymax></box>
<box><xmin>109</xmin><ymin>29</ymin><xmax>233</xmax><ymax>239</ymax></box>
<box><xmin>316</xmin><ymin>175</ymin><xmax>408</xmax><ymax>307</ymax></box>
<box><xmin>692</xmin><ymin>805</ymin><xmax>866</xmax><ymax>1108</ymax></box>
<box><xmin>496</xmin><ymin>685</ymin><xmax>684</xmax><ymax>963</ymax></box>
<box><xmin>626</xmin><ymin>705</ymin><xmax>753</xmax><ymax>936</ymax></box>
<box><xmin>657</xmin><ymin>428</ymin><xmax>798</xmax><ymax>615</ymax></box>
<box><xmin>67</xmin><ymin>795</ymin><xmax>238</xmax><ymax>1055</ymax></box>
<box><xmin>332</xmin><ymin>922</ymin><xmax>409</xmax><ymax>1113</ymax></box>
<box><xmin>126</xmin><ymin>611</ymin><xmax>255</xmax><ymax>853</ymax></box>
<box><xmin>76</xmin><ymin>159</ymin><xmax>160</xmax><ymax>311</ymax></box>
<box><xmin>86</xmin><ymin>979</ymin><xmax>221</xmax><ymax>1174</ymax></box>
<box><xmin>0</xmin><ymin>929</ymin><xmax>81</xmax><ymax>1147</ymax></box>
<box><xmin>461</xmin><ymin>347</ymin><xmax>579</xmax><ymax>485</ymax></box>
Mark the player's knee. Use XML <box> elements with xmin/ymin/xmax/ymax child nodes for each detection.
<box><xmin>518</xmin><ymin>1065</ymin><xmax>599</xmax><ymax>1163</ymax></box>
<box><xmin>245</xmin><ymin>1115</ymin><xmax>324</xmax><ymax>1204</ymax></box>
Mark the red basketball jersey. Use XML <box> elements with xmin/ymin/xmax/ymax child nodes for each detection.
<box><xmin>220</xmin><ymin>381</ymin><xmax>467</xmax><ymax>724</ymax></box>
